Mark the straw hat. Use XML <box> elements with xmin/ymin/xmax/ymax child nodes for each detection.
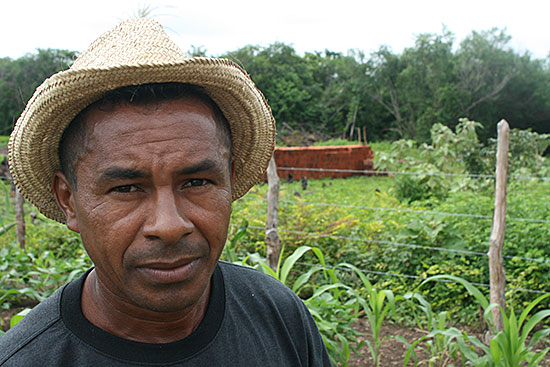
<box><xmin>8</xmin><ymin>18</ymin><xmax>276</xmax><ymax>223</ymax></box>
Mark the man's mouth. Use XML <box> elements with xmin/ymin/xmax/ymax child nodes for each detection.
<box><xmin>136</xmin><ymin>258</ymin><xmax>201</xmax><ymax>284</ymax></box>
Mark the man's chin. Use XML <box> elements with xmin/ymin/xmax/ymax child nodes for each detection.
<box><xmin>126</xmin><ymin>279</ymin><xmax>211</xmax><ymax>314</ymax></box>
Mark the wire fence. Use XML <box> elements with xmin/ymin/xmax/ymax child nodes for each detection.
<box><xmin>231</xmin><ymin>160</ymin><xmax>549</xmax><ymax>298</ymax></box>
<box><xmin>277</xmin><ymin>166</ymin><xmax>550</xmax><ymax>182</ymax></box>
<box><xmin>1</xmin><ymin>161</ymin><xmax>549</xmax><ymax>295</ymax></box>
<box><xmin>239</xmin><ymin>224</ymin><xmax>550</xmax><ymax>264</ymax></box>
<box><xmin>239</xmin><ymin>196</ymin><xmax>550</xmax><ymax>225</ymax></box>
<box><xmin>295</xmin><ymin>262</ymin><xmax>550</xmax><ymax>296</ymax></box>
<box><xmin>232</xmin><ymin>224</ymin><xmax>549</xmax><ymax>296</ymax></box>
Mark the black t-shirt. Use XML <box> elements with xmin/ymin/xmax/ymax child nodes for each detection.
<box><xmin>0</xmin><ymin>261</ymin><xmax>331</xmax><ymax>366</ymax></box>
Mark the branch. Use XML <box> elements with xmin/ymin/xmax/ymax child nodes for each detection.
<box><xmin>465</xmin><ymin>74</ymin><xmax>513</xmax><ymax>113</ymax></box>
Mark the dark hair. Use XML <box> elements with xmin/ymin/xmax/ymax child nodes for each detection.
<box><xmin>58</xmin><ymin>83</ymin><xmax>232</xmax><ymax>188</ymax></box>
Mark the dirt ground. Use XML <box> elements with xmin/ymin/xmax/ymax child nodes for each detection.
<box><xmin>1</xmin><ymin>307</ymin><xmax>26</xmax><ymax>332</ymax></box>
<box><xmin>2</xmin><ymin>308</ymin><xmax>549</xmax><ymax>366</ymax></box>
<box><xmin>348</xmin><ymin>318</ymin><xmax>550</xmax><ymax>367</ymax></box>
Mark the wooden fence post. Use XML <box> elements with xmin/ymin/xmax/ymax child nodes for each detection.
<box><xmin>488</xmin><ymin>119</ymin><xmax>509</xmax><ymax>332</ymax></box>
<box><xmin>265</xmin><ymin>156</ymin><xmax>281</xmax><ymax>272</ymax></box>
<box><xmin>15</xmin><ymin>187</ymin><xmax>26</xmax><ymax>249</ymax></box>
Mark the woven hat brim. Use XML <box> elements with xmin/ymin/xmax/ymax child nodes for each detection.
<box><xmin>9</xmin><ymin>58</ymin><xmax>275</xmax><ymax>223</ymax></box>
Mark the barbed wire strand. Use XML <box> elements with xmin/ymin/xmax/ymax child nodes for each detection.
<box><xmin>280</xmin><ymin>200</ymin><xmax>550</xmax><ymax>224</ymax></box>
<box><xmin>238</xmin><ymin>224</ymin><xmax>550</xmax><ymax>264</ymax></box>
<box><xmin>238</xmin><ymin>196</ymin><xmax>550</xmax><ymax>224</ymax></box>
<box><xmin>277</xmin><ymin>166</ymin><xmax>550</xmax><ymax>182</ymax></box>
<box><xmin>3</xmin><ymin>174</ymin><xmax>548</xmax><ymax>223</ymax></box>
<box><xmin>293</xmin><ymin>261</ymin><xmax>549</xmax><ymax>295</ymax></box>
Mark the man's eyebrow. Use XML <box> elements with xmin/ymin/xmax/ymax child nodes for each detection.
<box><xmin>98</xmin><ymin>167</ymin><xmax>150</xmax><ymax>182</ymax></box>
<box><xmin>176</xmin><ymin>160</ymin><xmax>221</xmax><ymax>176</ymax></box>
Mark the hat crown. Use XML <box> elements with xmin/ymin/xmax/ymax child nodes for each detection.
<box><xmin>71</xmin><ymin>18</ymin><xmax>186</xmax><ymax>70</ymax></box>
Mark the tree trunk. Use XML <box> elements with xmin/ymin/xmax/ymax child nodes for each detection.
<box><xmin>488</xmin><ymin>119</ymin><xmax>509</xmax><ymax>332</ymax></box>
<box><xmin>348</xmin><ymin>102</ymin><xmax>359</xmax><ymax>141</ymax></box>
<box><xmin>265</xmin><ymin>156</ymin><xmax>281</xmax><ymax>272</ymax></box>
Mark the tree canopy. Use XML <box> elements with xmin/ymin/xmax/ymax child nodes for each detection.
<box><xmin>1</xmin><ymin>28</ymin><xmax>549</xmax><ymax>144</ymax></box>
<box><xmin>0</xmin><ymin>49</ymin><xmax>77</xmax><ymax>135</ymax></box>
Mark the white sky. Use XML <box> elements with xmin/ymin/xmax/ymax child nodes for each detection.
<box><xmin>2</xmin><ymin>0</ymin><xmax>549</xmax><ymax>60</ymax></box>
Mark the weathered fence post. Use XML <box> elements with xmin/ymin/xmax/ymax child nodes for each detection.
<box><xmin>265</xmin><ymin>156</ymin><xmax>281</xmax><ymax>272</ymax></box>
<box><xmin>488</xmin><ymin>119</ymin><xmax>509</xmax><ymax>332</ymax></box>
<box><xmin>15</xmin><ymin>187</ymin><xmax>26</xmax><ymax>249</ymax></box>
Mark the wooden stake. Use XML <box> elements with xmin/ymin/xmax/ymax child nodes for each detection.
<box><xmin>488</xmin><ymin>119</ymin><xmax>509</xmax><ymax>332</ymax></box>
<box><xmin>265</xmin><ymin>156</ymin><xmax>281</xmax><ymax>272</ymax></box>
<box><xmin>15</xmin><ymin>188</ymin><xmax>25</xmax><ymax>249</ymax></box>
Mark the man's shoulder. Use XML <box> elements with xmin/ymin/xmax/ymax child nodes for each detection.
<box><xmin>218</xmin><ymin>260</ymin><xmax>291</xmax><ymax>291</ymax></box>
<box><xmin>0</xmin><ymin>286</ymin><xmax>65</xmax><ymax>364</ymax></box>
<box><xmin>215</xmin><ymin>261</ymin><xmax>332</xmax><ymax>366</ymax></box>
<box><xmin>218</xmin><ymin>261</ymin><xmax>306</xmax><ymax>310</ymax></box>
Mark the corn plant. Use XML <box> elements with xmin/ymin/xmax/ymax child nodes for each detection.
<box><xmin>419</xmin><ymin>275</ymin><xmax>550</xmax><ymax>367</ymax></box>
<box><xmin>222</xmin><ymin>220</ymin><xmax>249</xmax><ymax>264</ymax></box>
<box><xmin>327</xmin><ymin>262</ymin><xmax>398</xmax><ymax>367</ymax></box>
<box><xmin>248</xmin><ymin>246</ymin><xmax>364</xmax><ymax>366</ymax></box>
<box><xmin>400</xmin><ymin>292</ymin><xmax>463</xmax><ymax>366</ymax></box>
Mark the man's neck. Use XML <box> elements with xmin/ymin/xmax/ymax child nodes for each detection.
<box><xmin>80</xmin><ymin>269</ymin><xmax>210</xmax><ymax>343</ymax></box>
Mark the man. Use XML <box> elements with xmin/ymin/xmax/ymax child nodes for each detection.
<box><xmin>0</xmin><ymin>18</ymin><xmax>330</xmax><ymax>366</ymax></box>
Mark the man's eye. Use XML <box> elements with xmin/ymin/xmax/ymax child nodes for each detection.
<box><xmin>112</xmin><ymin>185</ymin><xmax>140</xmax><ymax>193</ymax></box>
<box><xmin>183</xmin><ymin>179</ymin><xmax>208</xmax><ymax>188</ymax></box>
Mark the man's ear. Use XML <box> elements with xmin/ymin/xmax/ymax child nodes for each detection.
<box><xmin>52</xmin><ymin>171</ymin><xmax>80</xmax><ymax>233</ymax></box>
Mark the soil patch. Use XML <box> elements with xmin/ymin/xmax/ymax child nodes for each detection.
<box><xmin>348</xmin><ymin>318</ymin><xmax>550</xmax><ymax>366</ymax></box>
<box><xmin>1</xmin><ymin>307</ymin><xmax>26</xmax><ymax>332</ymax></box>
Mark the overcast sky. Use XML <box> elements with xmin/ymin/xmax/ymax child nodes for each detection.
<box><xmin>2</xmin><ymin>0</ymin><xmax>549</xmax><ymax>60</ymax></box>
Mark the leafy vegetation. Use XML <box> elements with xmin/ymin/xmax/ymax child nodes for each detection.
<box><xmin>2</xmin><ymin>27</ymin><xmax>550</xmax><ymax>142</ymax></box>
<box><xmin>0</xmin><ymin>50</ymin><xmax>78</xmax><ymax>135</ymax></box>
<box><xmin>246</xmin><ymin>245</ymin><xmax>363</xmax><ymax>364</ymax></box>
<box><xmin>403</xmin><ymin>275</ymin><xmax>550</xmax><ymax>367</ymax></box>
<box><xmin>1</xmin><ymin>124</ymin><xmax>549</xmax><ymax>365</ymax></box>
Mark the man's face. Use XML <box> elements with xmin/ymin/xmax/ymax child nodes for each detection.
<box><xmin>59</xmin><ymin>98</ymin><xmax>233</xmax><ymax>313</ymax></box>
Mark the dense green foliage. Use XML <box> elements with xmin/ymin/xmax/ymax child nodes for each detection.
<box><xmin>228</xmin><ymin>123</ymin><xmax>550</xmax><ymax>323</ymax></box>
<box><xmin>0</xmin><ymin>49</ymin><xmax>77</xmax><ymax>135</ymax></box>
<box><xmin>222</xmin><ymin>28</ymin><xmax>550</xmax><ymax>144</ymax></box>
<box><xmin>2</xmin><ymin>28</ymin><xmax>550</xmax><ymax>143</ymax></box>
<box><xmin>0</xmin><ymin>124</ymin><xmax>548</xmax><ymax>364</ymax></box>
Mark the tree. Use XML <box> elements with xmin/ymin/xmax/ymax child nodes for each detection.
<box><xmin>365</xmin><ymin>30</ymin><xmax>459</xmax><ymax>142</ymax></box>
<box><xmin>224</xmin><ymin>43</ymin><xmax>315</xmax><ymax>130</ymax></box>
<box><xmin>454</xmin><ymin>29</ymin><xmax>519</xmax><ymax>140</ymax></box>
<box><xmin>305</xmin><ymin>50</ymin><xmax>369</xmax><ymax>138</ymax></box>
<box><xmin>0</xmin><ymin>49</ymin><xmax>77</xmax><ymax>135</ymax></box>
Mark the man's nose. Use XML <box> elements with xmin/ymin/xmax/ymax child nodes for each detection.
<box><xmin>142</xmin><ymin>189</ymin><xmax>193</xmax><ymax>244</ymax></box>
